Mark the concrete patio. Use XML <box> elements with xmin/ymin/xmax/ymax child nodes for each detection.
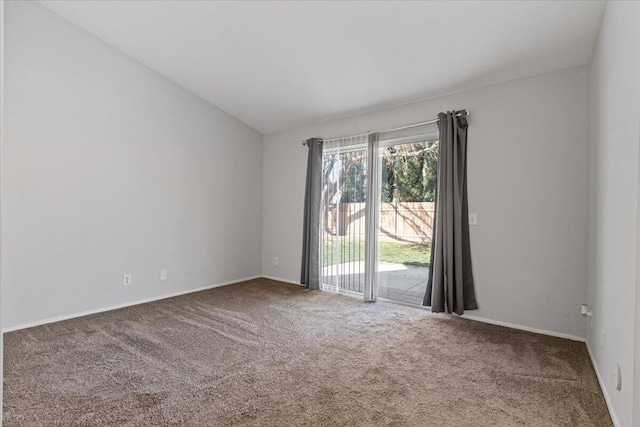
<box><xmin>322</xmin><ymin>261</ymin><xmax>428</xmax><ymax>305</ymax></box>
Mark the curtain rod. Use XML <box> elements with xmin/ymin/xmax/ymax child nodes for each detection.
<box><xmin>302</xmin><ymin>110</ymin><xmax>469</xmax><ymax>145</ymax></box>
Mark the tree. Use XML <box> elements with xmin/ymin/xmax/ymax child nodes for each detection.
<box><xmin>381</xmin><ymin>139</ymin><xmax>438</xmax><ymax>203</ymax></box>
<box><xmin>322</xmin><ymin>138</ymin><xmax>438</xmax><ymax>207</ymax></box>
<box><xmin>339</xmin><ymin>151</ymin><xmax>366</xmax><ymax>203</ymax></box>
<box><xmin>321</xmin><ymin>150</ymin><xmax>367</xmax><ymax>235</ymax></box>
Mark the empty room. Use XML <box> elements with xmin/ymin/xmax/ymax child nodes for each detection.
<box><xmin>0</xmin><ymin>0</ymin><xmax>639</xmax><ymax>426</ymax></box>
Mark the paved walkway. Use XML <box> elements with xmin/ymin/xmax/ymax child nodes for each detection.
<box><xmin>323</xmin><ymin>261</ymin><xmax>428</xmax><ymax>305</ymax></box>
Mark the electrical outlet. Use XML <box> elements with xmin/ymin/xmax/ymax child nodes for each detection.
<box><xmin>122</xmin><ymin>274</ymin><xmax>132</xmax><ymax>287</ymax></box>
<box><xmin>468</xmin><ymin>213</ymin><xmax>478</xmax><ymax>226</ymax></box>
<box><xmin>600</xmin><ymin>329</ymin><xmax>605</xmax><ymax>350</ymax></box>
<box><xmin>160</xmin><ymin>269</ymin><xmax>168</xmax><ymax>281</ymax></box>
<box><xmin>274</xmin><ymin>257</ymin><xmax>279</xmax><ymax>266</ymax></box>
<box><xmin>615</xmin><ymin>362</ymin><xmax>622</xmax><ymax>391</ymax></box>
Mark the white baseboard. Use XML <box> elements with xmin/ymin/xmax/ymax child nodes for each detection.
<box><xmin>586</xmin><ymin>342</ymin><xmax>619</xmax><ymax>427</ymax></box>
<box><xmin>261</xmin><ymin>275</ymin><xmax>303</xmax><ymax>286</ymax></box>
<box><xmin>3</xmin><ymin>275</ymin><xmax>262</xmax><ymax>333</ymax></box>
<box><xmin>460</xmin><ymin>314</ymin><xmax>586</xmax><ymax>342</ymax></box>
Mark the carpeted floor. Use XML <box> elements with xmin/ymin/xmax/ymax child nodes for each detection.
<box><xmin>4</xmin><ymin>278</ymin><xmax>612</xmax><ymax>426</ymax></box>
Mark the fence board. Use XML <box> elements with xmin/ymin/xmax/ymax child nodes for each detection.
<box><xmin>325</xmin><ymin>202</ymin><xmax>434</xmax><ymax>244</ymax></box>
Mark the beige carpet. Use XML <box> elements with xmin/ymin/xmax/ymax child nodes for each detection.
<box><xmin>4</xmin><ymin>279</ymin><xmax>612</xmax><ymax>426</ymax></box>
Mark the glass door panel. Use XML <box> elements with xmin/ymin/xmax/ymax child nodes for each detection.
<box><xmin>320</xmin><ymin>139</ymin><xmax>368</xmax><ymax>295</ymax></box>
<box><xmin>376</xmin><ymin>139</ymin><xmax>437</xmax><ymax>305</ymax></box>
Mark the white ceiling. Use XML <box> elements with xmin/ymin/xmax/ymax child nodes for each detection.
<box><xmin>38</xmin><ymin>1</ymin><xmax>605</xmax><ymax>134</ymax></box>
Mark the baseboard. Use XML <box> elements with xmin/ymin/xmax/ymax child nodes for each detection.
<box><xmin>3</xmin><ymin>275</ymin><xmax>262</xmax><ymax>333</ymax></box>
<box><xmin>261</xmin><ymin>275</ymin><xmax>303</xmax><ymax>286</ymax></box>
<box><xmin>460</xmin><ymin>314</ymin><xmax>586</xmax><ymax>342</ymax></box>
<box><xmin>585</xmin><ymin>342</ymin><xmax>619</xmax><ymax>427</ymax></box>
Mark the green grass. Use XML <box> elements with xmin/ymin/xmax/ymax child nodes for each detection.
<box><xmin>379</xmin><ymin>241</ymin><xmax>431</xmax><ymax>267</ymax></box>
<box><xmin>323</xmin><ymin>239</ymin><xmax>431</xmax><ymax>267</ymax></box>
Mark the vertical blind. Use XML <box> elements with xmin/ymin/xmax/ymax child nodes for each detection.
<box><xmin>321</xmin><ymin>135</ymin><xmax>369</xmax><ymax>293</ymax></box>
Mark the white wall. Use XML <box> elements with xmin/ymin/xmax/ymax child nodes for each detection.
<box><xmin>2</xmin><ymin>0</ymin><xmax>263</xmax><ymax>330</ymax></box>
<box><xmin>586</xmin><ymin>2</ymin><xmax>640</xmax><ymax>426</ymax></box>
<box><xmin>0</xmin><ymin>0</ymin><xmax>5</xmax><ymax>417</ymax></box>
<box><xmin>263</xmin><ymin>65</ymin><xmax>590</xmax><ymax>340</ymax></box>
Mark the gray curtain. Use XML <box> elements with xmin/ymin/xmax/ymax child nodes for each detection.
<box><xmin>301</xmin><ymin>138</ymin><xmax>323</xmax><ymax>289</ymax></box>
<box><xmin>424</xmin><ymin>111</ymin><xmax>478</xmax><ymax>314</ymax></box>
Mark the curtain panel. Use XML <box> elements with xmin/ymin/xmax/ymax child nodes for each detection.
<box><xmin>301</xmin><ymin>138</ymin><xmax>323</xmax><ymax>289</ymax></box>
<box><xmin>424</xmin><ymin>111</ymin><xmax>478</xmax><ymax>314</ymax></box>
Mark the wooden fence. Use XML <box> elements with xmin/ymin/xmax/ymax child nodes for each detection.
<box><xmin>325</xmin><ymin>202</ymin><xmax>434</xmax><ymax>244</ymax></box>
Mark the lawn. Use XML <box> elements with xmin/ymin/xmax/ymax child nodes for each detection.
<box><xmin>323</xmin><ymin>238</ymin><xmax>431</xmax><ymax>267</ymax></box>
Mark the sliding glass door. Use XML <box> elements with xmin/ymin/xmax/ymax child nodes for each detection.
<box><xmin>376</xmin><ymin>136</ymin><xmax>438</xmax><ymax>305</ymax></box>
<box><xmin>320</xmin><ymin>136</ymin><xmax>368</xmax><ymax>295</ymax></box>
<box><xmin>319</xmin><ymin>131</ymin><xmax>437</xmax><ymax>306</ymax></box>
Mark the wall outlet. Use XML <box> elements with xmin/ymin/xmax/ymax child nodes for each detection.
<box><xmin>468</xmin><ymin>213</ymin><xmax>478</xmax><ymax>226</ymax></box>
<box><xmin>122</xmin><ymin>274</ymin><xmax>132</xmax><ymax>287</ymax></box>
<box><xmin>600</xmin><ymin>329</ymin><xmax>605</xmax><ymax>350</ymax></box>
<box><xmin>160</xmin><ymin>269</ymin><xmax>168</xmax><ymax>281</ymax></box>
<box><xmin>274</xmin><ymin>257</ymin><xmax>279</xmax><ymax>266</ymax></box>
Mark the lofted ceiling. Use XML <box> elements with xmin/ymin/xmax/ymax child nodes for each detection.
<box><xmin>38</xmin><ymin>1</ymin><xmax>606</xmax><ymax>134</ymax></box>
